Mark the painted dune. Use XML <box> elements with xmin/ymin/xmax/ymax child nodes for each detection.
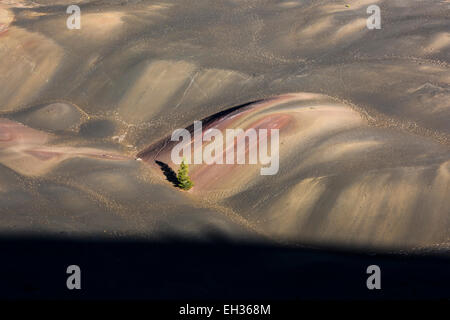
<box><xmin>140</xmin><ymin>93</ymin><xmax>450</xmax><ymax>248</ymax></box>
<box><xmin>0</xmin><ymin>118</ymin><xmax>130</xmax><ymax>176</ymax></box>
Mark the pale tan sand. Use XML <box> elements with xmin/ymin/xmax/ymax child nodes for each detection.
<box><xmin>0</xmin><ymin>28</ymin><xmax>63</xmax><ymax>111</ymax></box>
<box><xmin>0</xmin><ymin>4</ymin><xmax>13</xmax><ymax>33</ymax></box>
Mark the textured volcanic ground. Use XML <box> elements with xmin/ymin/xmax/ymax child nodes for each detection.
<box><xmin>0</xmin><ymin>0</ymin><xmax>449</xmax><ymax>257</ymax></box>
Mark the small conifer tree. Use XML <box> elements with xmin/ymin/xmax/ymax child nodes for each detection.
<box><xmin>177</xmin><ymin>158</ymin><xmax>194</xmax><ymax>190</ymax></box>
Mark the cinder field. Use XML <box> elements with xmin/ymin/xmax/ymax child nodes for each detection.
<box><xmin>0</xmin><ymin>0</ymin><xmax>449</xmax><ymax>300</ymax></box>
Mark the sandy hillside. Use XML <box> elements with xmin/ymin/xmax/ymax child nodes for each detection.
<box><xmin>0</xmin><ymin>0</ymin><xmax>449</xmax><ymax>250</ymax></box>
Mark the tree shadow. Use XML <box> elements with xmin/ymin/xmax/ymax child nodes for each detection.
<box><xmin>155</xmin><ymin>160</ymin><xmax>178</xmax><ymax>187</ymax></box>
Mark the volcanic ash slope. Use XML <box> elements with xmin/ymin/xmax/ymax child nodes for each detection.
<box><xmin>144</xmin><ymin>93</ymin><xmax>450</xmax><ymax>249</ymax></box>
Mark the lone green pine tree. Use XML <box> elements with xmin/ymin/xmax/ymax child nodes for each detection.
<box><xmin>177</xmin><ymin>158</ymin><xmax>194</xmax><ymax>190</ymax></box>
